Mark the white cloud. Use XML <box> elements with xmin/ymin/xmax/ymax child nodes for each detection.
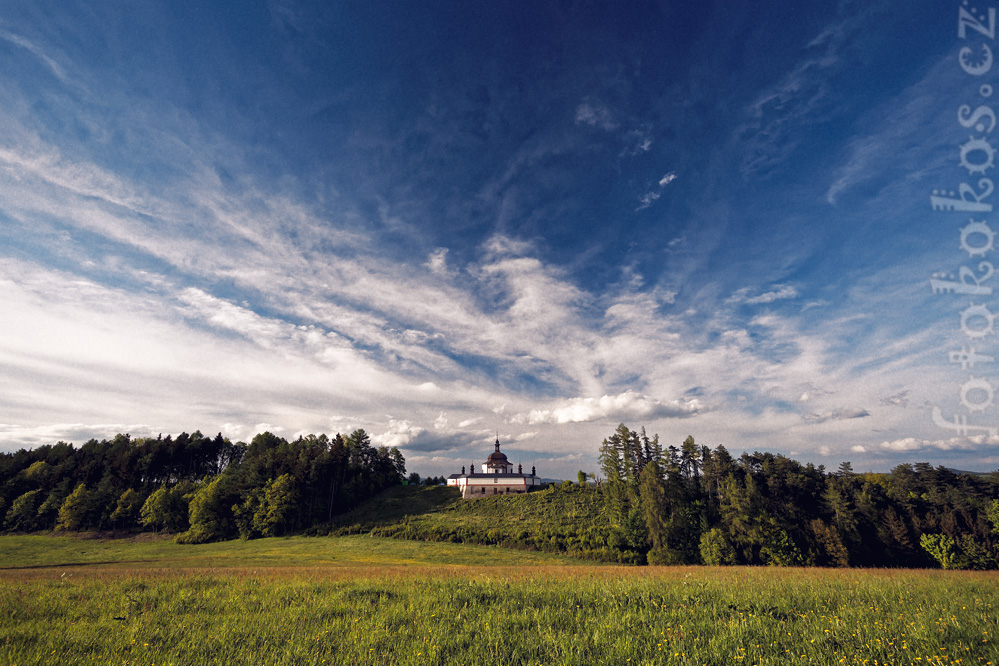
<box><xmin>427</xmin><ymin>247</ymin><xmax>449</xmax><ymax>274</ymax></box>
<box><xmin>636</xmin><ymin>171</ymin><xmax>677</xmax><ymax>210</ymax></box>
<box><xmin>879</xmin><ymin>391</ymin><xmax>909</xmax><ymax>408</ymax></box>
<box><xmin>803</xmin><ymin>408</ymin><xmax>870</xmax><ymax>424</ymax></box>
<box><xmin>0</xmin><ymin>63</ymin><xmax>972</xmax><ymax>474</ymax></box>
<box><xmin>879</xmin><ymin>436</ymin><xmax>993</xmax><ymax>452</ymax></box>
<box><xmin>513</xmin><ymin>390</ymin><xmax>702</xmax><ymax>425</ymax></box>
<box><xmin>727</xmin><ymin>284</ymin><xmax>799</xmax><ymax>305</ymax></box>
<box><xmin>824</xmin><ymin>55</ymin><xmax>953</xmax><ymax>205</ymax></box>
<box><xmin>575</xmin><ymin>100</ymin><xmax>618</xmax><ymax>130</ymax></box>
<box><xmin>0</xmin><ymin>422</ymin><xmax>159</xmax><ymax>449</ymax></box>
<box><xmin>735</xmin><ymin>8</ymin><xmax>878</xmax><ymax>179</ymax></box>
<box><xmin>0</xmin><ymin>29</ymin><xmax>70</xmax><ymax>84</ymax></box>
<box><xmin>747</xmin><ymin>286</ymin><xmax>798</xmax><ymax>304</ymax></box>
<box><xmin>635</xmin><ymin>191</ymin><xmax>660</xmax><ymax>210</ymax></box>
<box><xmin>622</xmin><ymin>130</ymin><xmax>653</xmax><ymax>156</ymax></box>
<box><xmin>373</xmin><ymin>420</ymin><xmax>426</xmax><ymax>448</ymax></box>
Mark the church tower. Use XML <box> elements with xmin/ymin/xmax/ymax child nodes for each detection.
<box><xmin>485</xmin><ymin>436</ymin><xmax>510</xmax><ymax>474</ymax></box>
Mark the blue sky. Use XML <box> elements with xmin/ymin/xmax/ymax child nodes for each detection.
<box><xmin>2</xmin><ymin>0</ymin><xmax>997</xmax><ymax>476</ymax></box>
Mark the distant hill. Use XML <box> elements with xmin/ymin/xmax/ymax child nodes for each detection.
<box><xmin>946</xmin><ymin>468</ymin><xmax>996</xmax><ymax>477</ymax></box>
<box><xmin>323</xmin><ymin>482</ymin><xmax>625</xmax><ymax>562</ymax></box>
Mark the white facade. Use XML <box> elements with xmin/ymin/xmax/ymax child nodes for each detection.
<box><xmin>446</xmin><ymin>439</ymin><xmax>540</xmax><ymax>499</ymax></box>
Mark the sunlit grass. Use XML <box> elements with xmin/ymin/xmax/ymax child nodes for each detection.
<box><xmin>0</xmin><ymin>533</ymin><xmax>588</xmax><ymax>570</ymax></box>
<box><xmin>2</xmin><ymin>535</ymin><xmax>997</xmax><ymax>665</ymax></box>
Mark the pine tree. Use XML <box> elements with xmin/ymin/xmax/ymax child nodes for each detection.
<box><xmin>639</xmin><ymin>460</ymin><xmax>669</xmax><ymax>555</ymax></box>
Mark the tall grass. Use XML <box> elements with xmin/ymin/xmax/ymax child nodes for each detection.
<box><xmin>2</xmin><ymin>536</ymin><xmax>997</xmax><ymax>665</ymax></box>
<box><xmin>0</xmin><ymin>533</ymin><xmax>586</xmax><ymax>570</ymax></box>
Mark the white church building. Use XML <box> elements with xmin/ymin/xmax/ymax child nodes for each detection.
<box><xmin>446</xmin><ymin>438</ymin><xmax>541</xmax><ymax>499</ymax></box>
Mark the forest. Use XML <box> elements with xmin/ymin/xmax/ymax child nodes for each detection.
<box><xmin>0</xmin><ymin>430</ymin><xmax>405</xmax><ymax>543</ymax></box>
<box><xmin>2</xmin><ymin>423</ymin><xmax>998</xmax><ymax>570</ymax></box>
<box><xmin>596</xmin><ymin>424</ymin><xmax>999</xmax><ymax>569</ymax></box>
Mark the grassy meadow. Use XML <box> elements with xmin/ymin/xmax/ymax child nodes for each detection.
<box><xmin>331</xmin><ymin>484</ymin><xmax>622</xmax><ymax>560</ymax></box>
<box><xmin>2</xmin><ymin>534</ymin><xmax>999</xmax><ymax>666</ymax></box>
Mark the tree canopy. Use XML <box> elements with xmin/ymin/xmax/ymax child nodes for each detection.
<box><xmin>1</xmin><ymin>429</ymin><xmax>406</xmax><ymax>543</ymax></box>
<box><xmin>597</xmin><ymin>424</ymin><xmax>999</xmax><ymax>569</ymax></box>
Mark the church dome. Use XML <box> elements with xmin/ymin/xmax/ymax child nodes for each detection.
<box><xmin>485</xmin><ymin>438</ymin><xmax>509</xmax><ymax>470</ymax></box>
<box><xmin>487</xmin><ymin>449</ymin><xmax>509</xmax><ymax>463</ymax></box>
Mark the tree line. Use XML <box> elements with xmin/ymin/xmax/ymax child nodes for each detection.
<box><xmin>598</xmin><ymin>424</ymin><xmax>999</xmax><ymax>568</ymax></box>
<box><xmin>0</xmin><ymin>430</ymin><xmax>405</xmax><ymax>543</ymax></box>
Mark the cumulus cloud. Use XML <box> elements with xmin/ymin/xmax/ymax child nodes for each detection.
<box><xmin>512</xmin><ymin>390</ymin><xmax>702</xmax><ymax>425</ymax></box>
<box><xmin>372</xmin><ymin>420</ymin><xmax>427</xmax><ymax>449</ymax></box>
<box><xmin>879</xmin><ymin>436</ymin><xmax>993</xmax><ymax>452</ymax></box>
<box><xmin>0</xmin><ymin>422</ymin><xmax>158</xmax><ymax>449</ymax></box>
<box><xmin>371</xmin><ymin>417</ymin><xmax>504</xmax><ymax>456</ymax></box>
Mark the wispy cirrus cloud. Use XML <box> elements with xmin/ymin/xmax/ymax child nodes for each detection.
<box><xmin>575</xmin><ymin>99</ymin><xmax>618</xmax><ymax>131</ymax></box>
<box><xmin>824</xmin><ymin>54</ymin><xmax>956</xmax><ymax>205</ymax></box>
<box><xmin>0</xmin><ymin>29</ymin><xmax>70</xmax><ymax>84</ymax></box>
<box><xmin>737</xmin><ymin>3</ymin><xmax>893</xmax><ymax>180</ymax></box>
<box><xmin>636</xmin><ymin>171</ymin><xmax>677</xmax><ymax>210</ymax></box>
<box><xmin>727</xmin><ymin>285</ymin><xmax>799</xmax><ymax>305</ymax></box>
<box><xmin>0</xmin><ymin>0</ymin><xmax>982</xmax><ymax>477</ymax></box>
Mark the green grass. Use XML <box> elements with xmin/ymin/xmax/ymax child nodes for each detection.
<box><xmin>328</xmin><ymin>484</ymin><xmax>462</xmax><ymax>526</ymax></box>
<box><xmin>335</xmin><ymin>483</ymin><xmax>618</xmax><ymax>560</ymax></box>
<box><xmin>0</xmin><ymin>533</ymin><xmax>587</xmax><ymax>570</ymax></box>
<box><xmin>2</xmin><ymin>535</ymin><xmax>998</xmax><ymax>666</ymax></box>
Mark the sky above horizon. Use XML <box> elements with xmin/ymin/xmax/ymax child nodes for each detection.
<box><xmin>2</xmin><ymin>0</ymin><xmax>998</xmax><ymax>476</ymax></box>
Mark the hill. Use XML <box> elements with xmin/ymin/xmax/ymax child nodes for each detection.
<box><xmin>325</xmin><ymin>481</ymin><xmax>625</xmax><ymax>561</ymax></box>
